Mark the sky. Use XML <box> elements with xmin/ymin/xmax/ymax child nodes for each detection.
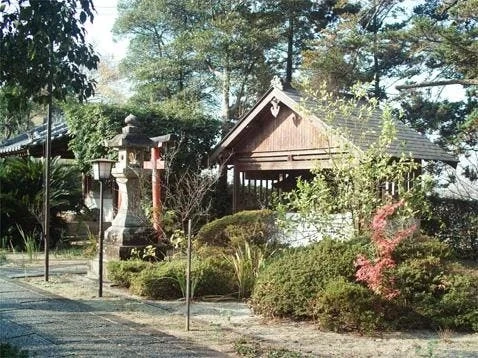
<box><xmin>85</xmin><ymin>0</ymin><xmax>128</xmax><ymax>63</ymax></box>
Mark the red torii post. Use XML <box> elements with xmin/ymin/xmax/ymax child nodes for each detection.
<box><xmin>143</xmin><ymin>135</ymin><xmax>171</xmax><ymax>239</ymax></box>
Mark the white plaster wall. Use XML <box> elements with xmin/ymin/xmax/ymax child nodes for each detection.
<box><xmin>278</xmin><ymin>212</ymin><xmax>354</xmax><ymax>247</ymax></box>
<box><xmin>84</xmin><ymin>190</ymin><xmax>115</xmax><ymax>222</ymax></box>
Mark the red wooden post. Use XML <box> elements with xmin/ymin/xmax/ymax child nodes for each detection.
<box><xmin>151</xmin><ymin>146</ymin><xmax>161</xmax><ymax>232</ymax></box>
<box><xmin>143</xmin><ymin>145</ymin><xmax>165</xmax><ymax>237</ymax></box>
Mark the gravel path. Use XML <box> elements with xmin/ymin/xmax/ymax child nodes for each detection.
<box><xmin>1</xmin><ymin>255</ymin><xmax>478</xmax><ymax>357</ymax></box>
<box><xmin>0</xmin><ymin>276</ymin><xmax>226</xmax><ymax>357</ymax></box>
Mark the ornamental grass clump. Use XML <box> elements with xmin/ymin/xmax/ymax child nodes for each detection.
<box><xmin>228</xmin><ymin>241</ymin><xmax>265</xmax><ymax>299</ymax></box>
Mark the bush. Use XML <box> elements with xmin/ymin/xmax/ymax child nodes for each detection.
<box><xmin>436</xmin><ymin>274</ymin><xmax>478</xmax><ymax>331</ymax></box>
<box><xmin>392</xmin><ymin>257</ymin><xmax>478</xmax><ymax>331</ymax></box>
<box><xmin>0</xmin><ymin>156</ymin><xmax>82</xmax><ymax>250</ymax></box>
<box><xmin>251</xmin><ymin>238</ymin><xmax>367</xmax><ymax>318</ymax></box>
<box><xmin>194</xmin><ymin>256</ymin><xmax>237</xmax><ymax>297</ymax></box>
<box><xmin>311</xmin><ymin>278</ymin><xmax>385</xmax><ymax>333</ymax></box>
<box><xmin>421</xmin><ymin>196</ymin><xmax>478</xmax><ymax>260</ymax></box>
<box><xmin>129</xmin><ymin>256</ymin><xmax>237</xmax><ymax>299</ymax></box>
<box><xmin>252</xmin><ymin>234</ymin><xmax>478</xmax><ymax>333</ymax></box>
<box><xmin>107</xmin><ymin>260</ymin><xmax>152</xmax><ymax>288</ymax></box>
<box><xmin>393</xmin><ymin>235</ymin><xmax>453</xmax><ymax>263</ymax></box>
<box><xmin>195</xmin><ymin>210</ymin><xmax>277</xmax><ymax>250</ymax></box>
<box><xmin>130</xmin><ymin>261</ymin><xmax>183</xmax><ymax>299</ymax></box>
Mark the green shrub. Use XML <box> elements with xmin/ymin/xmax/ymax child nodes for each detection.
<box><xmin>0</xmin><ymin>156</ymin><xmax>82</xmax><ymax>250</ymax></box>
<box><xmin>107</xmin><ymin>260</ymin><xmax>152</xmax><ymax>288</ymax></box>
<box><xmin>394</xmin><ymin>256</ymin><xmax>445</xmax><ymax>298</ymax></box>
<box><xmin>196</xmin><ymin>210</ymin><xmax>277</xmax><ymax>250</ymax></box>
<box><xmin>194</xmin><ymin>256</ymin><xmax>237</xmax><ymax>297</ymax></box>
<box><xmin>129</xmin><ymin>256</ymin><xmax>237</xmax><ymax>299</ymax></box>
<box><xmin>392</xmin><ymin>257</ymin><xmax>478</xmax><ymax>331</ymax></box>
<box><xmin>229</xmin><ymin>241</ymin><xmax>266</xmax><ymax>299</ymax></box>
<box><xmin>0</xmin><ymin>343</ymin><xmax>28</xmax><ymax>358</ymax></box>
<box><xmin>311</xmin><ymin>278</ymin><xmax>385</xmax><ymax>333</ymax></box>
<box><xmin>251</xmin><ymin>232</ymin><xmax>478</xmax><ymax>333</ymax></box>
<box><xmin>393</xmin><ymin>235</ymin><xmax>453</xmax><ymax>263</ymax></box>
<box><xmin>436</xmin><ymin>274</ymin><xmax>478</xmax><ymax>331</ymax></box>
<box><xmin>129</xmin><ymin>260</ymin><xmax>183</xmax><ymax>299</ymax></box>
<box><xmin>251</xmin><ymin>238</ymin><xmax>367</xmax><ymax>318</ymax></box>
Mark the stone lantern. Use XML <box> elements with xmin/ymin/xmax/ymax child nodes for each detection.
<box><xmin>104</xmin><ymin>114</ymin><xmax>155</xmax><ymax>260</ymax></box>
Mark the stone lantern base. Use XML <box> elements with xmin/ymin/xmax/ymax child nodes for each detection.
<box><xmin>88</xmin><ymin>226</ymin><xmax>170</xmax><ymax>279</ymax></box>
<box><xmin>104</xmin><ymin>225</ymin><xmax>160</xmax><ymax>260</ymax></box>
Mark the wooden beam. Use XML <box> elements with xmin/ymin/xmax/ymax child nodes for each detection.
<box><xmin>245</xmin><ymin>147</ymin><xmax>342</xmax><ymax>158</ymax></box>
<box><xmin>236</xmin><ymin>159</ymin><xmax>334</xmax><ymax>171</ymax></box>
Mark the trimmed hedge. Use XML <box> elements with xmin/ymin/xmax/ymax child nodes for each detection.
<box><xmin>391</xmin><ymin>251</ymin><xmax>478</xmax><ymax>331</ymax></box>
<box><xmin>129</xmin><ymin>260</ymin><xmax>184</xmax><ymax>299</ymax></box>
<box><xmin>195</xmin><ymin>210</ymin><xmax>277</xmax><ymax>249</ymax></box>
<box><xmin>250</xmin><ymin>238</ymin><xmax>368</xmax><ymax>318</ymax></box>
<box><xmin>107</xmin><ymin>260</ymin><xmax>152</xmax><ymax>288</ymax></box>
<box><xmin>393</xmin><ymin>234</ymin><xmax>453</xmax><ymax>262</ymax></box>
<box><xmin>108</xmin><ymin>256</ymin><xmax>236</xmax><ymax>300</ymax></box>
<box><xmin>422</xmin><ymin>196</ymin><xmax>478</xmax><ymax>260</ymax></box>
<box><xmin>312</xmin><ymin>278</ymin><xmax>385</xmax><ymax>333</ymax></box>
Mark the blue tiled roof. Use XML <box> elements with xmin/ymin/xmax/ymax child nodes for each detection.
<box><xmin>0</xmin><ymin>121</ymin><xmax>69</xmax><ymax>156</ymax></box>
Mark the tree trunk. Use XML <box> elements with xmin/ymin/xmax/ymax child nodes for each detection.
<box><xmin>372</xmin><ymin>9</ymin><xmax>380</xmax><ymax>98</ymax></box>
<box><xmin>221</xmin><ymin>64</ymin><xmax>231</xmax><ymax>124</ymax></box>
<box><xmin>286</xmin><ymin>14</ymin><xmax>294</xmax><ymax>84</ymax></box>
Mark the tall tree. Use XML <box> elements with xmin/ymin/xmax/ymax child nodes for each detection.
<box><xmin>263</xmin><ymin>0</ymin><xmax>358</xmax><ymax>84</ymax></box>
<box><xmin>0</xmin><ymin>0</ymin><xmax>99</xmax><ymax>102</ymax></box>
<box><xmin>1</xmin><ymin>0</ymin><xmax>99</xmax><ymax>280</ymax></box>
<box><xmin>396</xmin><ymin>0</ymin><xmax>478</xmax><ymax>90</ymax></box>
<box><xmin>0</xmin><ymin>85</ymin><xmax>34</xmax><ymax>140</ymax></box>
<box><xmin>302</xmin><ymin>0</ymin><xmax>409</xmax><ymax>98</ymax></box>
<box><xmin>114</xmin><ymin>0</ymin><xmax>278</xmax><ymax>124</ymax></box>
<box><xmin>113</xmin><ymin>0</ymin><xmax>198</xmax><ymax>105</ymax></box>
<box><xmin>395</xmin><ymin>0</ymin><xmax>478</xmax><ymax>182</ymax></box>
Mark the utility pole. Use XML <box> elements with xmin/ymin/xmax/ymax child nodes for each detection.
<box><xmin>44</xmin><ymin>40</ymin><xmax>53</xmax><ymax>282</ymax></box>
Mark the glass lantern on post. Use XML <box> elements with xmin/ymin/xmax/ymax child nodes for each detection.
<box><xmin>91</xmin><ymin>158</ymin><xmax>115</xmax><ymax>297</ymax></box>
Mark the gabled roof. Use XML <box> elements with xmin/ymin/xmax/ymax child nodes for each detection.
<box><xmin>0</xmin><ymin>121</ymin><xmax>69</xmax><ymax>157</ymax></box>
<box><xmin>210</xmin><ymin>86</ymin><xmax>458</xmax><ymax>166</ymax></box>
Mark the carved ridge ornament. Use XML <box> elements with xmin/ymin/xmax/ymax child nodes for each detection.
<box><xmin>270</xmin><ymin>97</ymin><xmax>280</xmax><ymax>118</ymax></box>
<box><xmin>270</xmin><ymin>75</ymin><xmax>283</xmax><ymax>90</ymax></box>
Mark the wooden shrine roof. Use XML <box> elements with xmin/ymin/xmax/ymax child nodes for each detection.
<box><xmin>210</xmin><ymin>86</ymin><xmax>458</xmax><ymax>167</ymax></box>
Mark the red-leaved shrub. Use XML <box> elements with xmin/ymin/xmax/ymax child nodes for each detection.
<box><xmin>355</xmin><ymin>200</ymin><xmax>416</xmax><ymax>299</ymax></box>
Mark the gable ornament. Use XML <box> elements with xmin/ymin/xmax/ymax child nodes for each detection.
<box><xmin>270</xmin><ymin>97</ymin><xmax>280</xmax><ymax>118</ymax></box>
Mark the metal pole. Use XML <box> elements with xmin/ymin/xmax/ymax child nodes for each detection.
<box><xmin>44</xmin><ymin>36</ymin><xmax>54</xmax><ymax>282</ymax></box>
<box><xmin>185</xmin><ymin>219</ymin><xmax>192</xmax><ymax>331</ymax></box>
<box><xmin>98</xmin><ymin>180</ymin><xmax>104</xmax><ymax>297</ymax></box>
<box><xmin>43</xmin><ymin>100</ymin><xmax>52</xmax><ymax>282</ymax></box>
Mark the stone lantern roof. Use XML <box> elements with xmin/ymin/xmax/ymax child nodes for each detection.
<box><xmin>107</xmin><ymin>114</ymin><xmax>154</xmax><ymax>149</ymax></box>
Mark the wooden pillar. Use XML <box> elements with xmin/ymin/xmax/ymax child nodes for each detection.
<box><xmin>151</xmin><ymin>147</ymin><xmax>161</xmax><ymax>232</ymax></box>
<box><xmin>233</xmin><ymin>166</ymin><xmax>240</xmax><ymax>213</ymax></box>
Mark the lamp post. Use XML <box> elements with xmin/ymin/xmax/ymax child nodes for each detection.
<box><xmin>91</xmin><ymin>159</ymin><xmax>115</xmax><ymax>297</ymax></box>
